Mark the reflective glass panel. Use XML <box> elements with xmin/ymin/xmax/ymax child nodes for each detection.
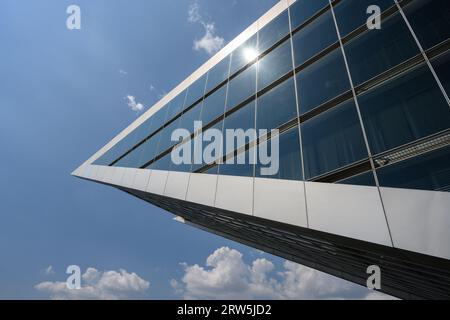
<box><xmin>296</xmin><ymin>48</ymin><xmax>351</xmax><ymax>114</ymax></box>
<box><xmin>338</xmin><ymin>171</ymin><xmax>376</xmax><ymax>186</ymax></box>
<box><xmin>227</xmin><ymin>64</ymin><xmax>256</xmax><ymax>110</ymax></box>
<box><xmin>230</xmin><ymin>35</ymin><xmax>258</xmax><ymax>75</ymax></box>
<box><xmin>185</xmin><ymin>75</ymin><xmax>206</xmax><ymax>110</ymax></box>
<box><xmin>258</xmin><ymin>39</ymin><xmax>293</xmax><ymax>90</ymax></box>
<box><xmin>431</xmin><ymin>52</ymin><xmax>450</xmax><ymax>98</ymax></box>
<box><xmin>302</xmin><ymin>100</ymin><xmax>368</xmax><ymax>179</ymax></box>
<box><xmin>206</xmin><ymin>55</ymin><xmax>230</xmax><ymax>94</ymax></box>
<box><xmin>223</xmin><ymin>101</ymin><xmax>256</xmax><ymax>153</ymax></box>
<box><xmin>139</xmin><ymin>132</ymin><xmax>162</xmax><ymax>166</ymax></box>
<box><xmin>258</xmin><ymin>10</ymin><xmax>290</xmax><ymax>53</ymax></box>
<box><xmin>359</xmin><ymin>63</ymin><xmax>450</xmax><ymax>155</ymax></box>
<box><xmin>202</xmin><ymin>84</ymin><xmax>227</xmax><ymax>125</ymax></box>
<box><xmin>290</xmin><ymin>0</ymin><xmax>330</xmax><ymax>30</ymax></box>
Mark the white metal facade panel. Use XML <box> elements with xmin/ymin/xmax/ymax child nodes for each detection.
<box><xmin>186</xmin><ymin>173</ymin><xmax>218</xmax><ymax>207</ymax></box>
<box><xmin>381</xmin><ymin>187</ymin><xmax>450</xmax><ymax>260</ymax></box>
<box><xmin>164</xmin><ymin>171</ymin><xmax>190</xmax><ymax>200</ymax></box>
<box><xmin>305</xmin><ymin>182</ymin><xmax>392</xmax><ymax>247</ymax></box>
<box><xmin>133</xmin><ymin>169</ymin><xmax>151</xmax><ymax>191</ymax></box>
<box><xmin>121</xmin><ymin>168</ymin><xmax>137</xmax><ymax>189</ymax></box>
<box><xmin>253</xmin><ymin>177</ymin><xmax>308</xmax><ymax>228</ymax></box>
<box><xmin>146</xmin><ymin>170</ymin><xmax>168</xmax><ymax>195</ymax></box>
<box><xmin>215</xmin><ymin>175</ymin><xmax>253</xmax><ymax>216</ymax></box>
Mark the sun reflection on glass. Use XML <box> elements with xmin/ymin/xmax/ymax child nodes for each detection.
<box><xmin>243</xmin><ymin>47</ymin><xmax>258</xmax><ymax>62</ymax></box>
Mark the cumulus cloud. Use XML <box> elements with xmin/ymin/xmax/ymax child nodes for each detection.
<box><xmin>44</xmin><ymin>265</ymin><xmax>55</xmax><ymax>275</ymax></box>
<box><xmin>188</xmin><ymin>1</ymin><xmax>225</xmax><ymax>55</ymax></box>
<box><xmin>35</xmin><ymin>267</ymin><xmax>149</xmax><ymax>300</ymax></box>
<box><xmin>126</xmin><ymin>95</ymin><xmax>144</xmax><ymax>112</ymax></box>
<box><xmin>171</xmin><ymin>247</ymin><xmax>396</xmax><ymax>300</ymax></box>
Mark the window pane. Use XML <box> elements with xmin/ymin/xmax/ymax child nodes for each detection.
<box><xmin>292</xmin><ymin>10</ymin><xmax>338</xmax><ymax>67</ymax></box>
<box><xmin>157</xmin><ymin>119</ymin><xmax>182</xmax><ymax>155</ymax></box>
<box><xmin>258</xmin><ymin>10</ymin><xmax>290</xmax><ymax>53</ymax></box>
<box><xmin>302</xmin><ymin>100</ymin><xmax>368</xmax><ymax>179</ymax></box>
<box><xmin>223</xmin><ymin>101</ymin><xmax>256</xmax><ymax>153</ymax></box>
<box><xmin>257</xmin><ymin>77</ymin><xmax>297</xmax><ymax>131</ymax></box>
<box><xmin>202</xmin><ymin>84</ymin><xmax>227</xmax><ymax>125</ymax></box>
<box><xmin>432</xmin><ymin>51</ymin><xmax>450</xmax><ymax>98</ymax></box>
<box><xmin>185</xmin><ymin>75</ymin><xmax>206</xmax><ymax>110</ymax></box>
<box><xmin>290</xmin><ymin>0</ymin><xmax>329</xmax><ymax>30</ymax></box>
<box><xmin>338</xmin><ymin>171</ymin><xmax>376</xmax><ymax>186</ymax></box>
<box><xmin>344</xmin><ymin>12</ymin><xmax>420</xmax><ymax>86</ymax></box>
<box><xmin>115</xmin><ymin>142</ymin><xmax>147</xmax><ymax>168</ymax></box>
<box><xmin>132</xmin><ymin>117</ymin><xmax>153</xmax><ymax>146</ymax></box>
<box><xmin>230</xmin><ymin>35</ymin><xmax>258</xmax><ymax>75</ymax></box>
<box><xmin>359</xmin><ymin>63</ymin><xmax>450</xmax><ymax>155</ymax></box>
<box><xmin>148</xmin><ymin>153</ymin><xmax>172</xmax><ymax>171</ymax></box>
<box><xmin>191</xmin><ymin>121</ymin><xmax>223</xmax><ymax>172</ymax></box>
<box><xmin>206</xmin><ymin>56</ymin><xmax>230</xmax><ymax>94</ymax></box>
<box><xmin>256</xmin><ymin>127</ymin><xmax>303</xmax><ymax>180</ymax></box>
<box><xmin>139</xmin><ymin>132</ymin><xmax>161</xmax><ymax>166</ymax></box>
<box><xmin>296</xmin><ymin>48</ymin><xmax>351</xmax><ymax>114</ymax></box>
<box><xmin>170</xmin><ymin>140</ymin><xmax>193</xmax><ymax>173</ymax></box>
<box><xmin>377</xmin><ymin>146</ymin><xmax>450</xmax><ymax>192</ymax></box>
<box><xmin>219</xmin><ymin>148</ymin><xmax>255</xmax><ymax>177</ymax></box>
<box><xmin>227</xmin><ymin>64</ymin><xmax>256</xmax><ymax>110</ymax></box>
<box><xmin>147</xmin><ymin>107</ymin><xmax>168</xmax><ymax>136</ymax></box>
<box><xmin>166</xmin><ymin>91</ymin><xmax>186</xmax><ymax>121</ymax></box>
<box><xmin>178</xmin><ymin>102</ymin><xmax>202</xmax><ymax>134</ymax></box>
<box><xmin>333</xmin><ymin>0</ymin><xmax>394</xmax><ymax>37</ymax></box>
<box><xmin>403</xmin><ymin>0</ymin><xmax>450</xmax><ymax>50</ymax></box>
<box><xmin>258</xmin><ymin>39</ymin><xmax>293</xmax><ymax>90</ymax></box>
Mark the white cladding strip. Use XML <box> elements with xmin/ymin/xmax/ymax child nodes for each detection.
<box><xmin>73</xmin><ymin>0</ymin><xmax>295</xmax><ymax>172</ymax></box>
<box><xmin>73</xmin><ymin>163</ymin><xmax>450</xmax><ymax>260</ymax></box>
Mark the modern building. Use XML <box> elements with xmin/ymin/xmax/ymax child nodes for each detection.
<box><xmin>73</xmin><ymin>0</ymin><xmax>450</xmax><ymax>299</ymax></box>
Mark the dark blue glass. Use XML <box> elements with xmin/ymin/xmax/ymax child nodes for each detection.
<box><xmin>202</xmin><ymin>84</ymin><xmax>227</xmax><ymax>126</ymax></box>
<box><xmin>219</xmin><ymin>148</ymin><xmax>255</xmax><ymax>177</ymax></box>
<box><xmin>185</xmin><ymin>75</ymin><xmax>206</xmax><ymax>110</ymax></box>
<box><xmin>258</xmin><ymin>39</ymin><xmax>293</xmax><ymax>90</ymax></box>
<box><xmin>292</xmin><ymin>10</ymin><xmax>338</xmax><ymax>67</ymax></box>
<box><xmin>256</xmin><ymin>127</ymin><xmax>303</xmax><ymax>180</ymax></box>
<box><xmin>333</xmin><ymin>0</ymin><xmax>395</xmax><ymax>37</ymax></box>
<box><xmin>178</xmin><ymin>101</ymin><xmax>202</xmax><ymax>134</ymax></box>
<box><xmin>403</xmin><ymin>0</ymin><xmax>450</xmax><ymax>50</ymax></box>
<box><xmin>344</xmin><ymin>12</ymin><xmax>420</xmax><ymax>86</ymax></box>
<box><xmin>257</xmin><ymin>77</ymin><xmax>298</xmax><ymax>132</ymax></box>
<box><xmin>227</xmin><ymin>64</ymin><xmax>256</xmax><ymax>110</ymax></box>
<box><xmin>191</xmin><ymin>121</ymin><xmax>224</xmax><ymax>172</ymax></box>
<box><xmin>223</xmin><ymin>101</ymin><xmax>256</xmax><ymax>153</ymax></box>
<box><xmin>338</xmin><ymin>171</ymin><xmax>376</xmax><ymax>187</ymax></box>
<box><xmin>302</xmin><ymin>100</ymin><xmax>368</xmax><ymax>179</ymax></box>
<box><xmin>166</xmin><ymin>91</ymin><xmax>186</xmax><ymax>121</ymax></box>
<box><xmin>432</xmin><ymin>52</ymin><xmax>450</xmax><ymax>98</ymax></box>
<box><xmin>359</xmin><ymin>63</ymin><xmax>450</xmax><ymax>155</ymax></box>
<box><xmin>296</xmin><ymin>48</ymin><xmax>351</xmax><ymax>114</ymax></box>
<box><xmin>258</xmin><ymin>10</ymin><xmax>290</xmax><ymax>53</ymax></box>
<box><xmin>377</xmin><ymin>146</ymin><xmax>450</xmax><ymax>192</ymax></box>
<box><xmin>290</xmin><ymin>0</ymin><xmax>330</xmax><ymax>30</ymax></box>
<box><xmin>148</xmin><ymin>153</ymin><xmax>172</xmax><ymax>171</ymax></box>
<box><xmin>139</xmin><ymin>132</ymin><xmax>162</xmax><ymax>166</ymax></box>
<box><xmin>230</xmin><ymin>35</ymin><xmax>258</xmax><ymax>75</ymax></box>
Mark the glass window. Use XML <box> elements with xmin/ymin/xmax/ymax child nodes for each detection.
<box><xmin>131</xmin><ymin>117</ymin><xmax>154</xmax><ymax>147</ymax></box>
<box><xmin>432</xmin><ymin>52</ymin><xmax>450</xmax><ymax>98</ymax></box>
<box><xmin>185</xmin><ymin>75</ymin><xmax>206</xmax><ymax>110</ymax></box>
<box><xmin>170</xmin><ymin>139</ymin><xmax>193</xmax><ymax>173</ymax></box>
<box><xmin>156</xmin><ymin>119</ymin><xmax>182</xmax><ymax>155</ymax></box>
<box><xmin>377</xmin><ymin>146</ymin><xmax>450</xmax><ymax>192</ymax></box>
<box><xmin>166</xmin><ymin>91</ymin><xmax>186</xmax><ymax>121</ymax></box>
<box><xmin>296</xmin><ymin>48</ymin><xmax>351</xmax><ymax>114</ymax></box>
<box><xmin>290</xmin><ymin>0</ymin><xmax>330</xmax><ymax>30</ymax></box>
<box><xmin>114</xmin><ymin>142</ymin><xmax>147</xmax><ymax>169</ymax></box>
<box><xmin>338</xmin><ymin>171</ymin><xmax>376</xmax><ymax>186</ymax></box>
<box><xmin>256</xmin><ymin>127</ymin><xmax>303</xmax><ymax>180</ymax></box>
<box><xmin>147</xmin><ymin>107</ymin><xmax>168</xmax><ymax>136</ymax></box>
<box><xmin>302</xmin><ymin>100</ymin><xmax>368</xmax><ymax>179</ymax></box>
<box><xmin>219</xmin><ymin>148</ymin><xmax>255</xmax><ymax>177</ymax></box>
<box><xmin>206</xmin><ymin>55</ymin><xmax>230</xmax><ymax>94</ymax></box>
<box><xmin>230</xmin><ymin>35</ymin><xmax>258</xmax><ymax>75</ymax></box>
<box><xmin>403</xmin><ymin>0</ymin><xmax>450</xmax><ymax>50</ymax></box>
<box><xmin>178</xmin><ymin>101</ymin><xmax>202</xmax><ymax>134</ymax></box>
<box><xmin>226</xmin><ymin>64</ymin><xmax>256</xmax><ymax>110</ymax></box>
<box><xmin>344</xmin><ymin>12</ymin><xmax>420</xmax><ymax>86</ymax></box>
<box><xmin>258</xmin><ymin>10</ymin><xmax>290</xmax><ymax>53</ymax></box>
<box><xmin>333</xmin><ymin>0</ymin><xmax>394</xmax><ymax>37</ymax></box>
<box><xmin>258</xmin><ymin>39</ymin><xmax>293</xmax><ymax>90</ymax></box>
<box><xmin>292</xmin><ymin>10</ymin><xmax>338</xmax><ymax>67</ymax></box>
<box><xmin>359</xmin><ymin>63</ymin><xmax>450</xmax><ymax>155</ymax></box>
<box><xmin>202</xmin><ymin>84</ymin><xmax>227</xmax><ymax>125</ymax></box>
<box><xmin>139</xmin><ymin>132</ymin><xmax>161</xmax><ymax>166</ymax></box>
<box><xmin>148</xmin><ymin>153</ymin><xmax>172</xmax><ymax>171</ymax></box>
<box><xmin>257</xmin><ymin>77</ymin><xmax>297</xmax><ymax>131</ymax></box>
<box><xmin>191</xmin><ymin>121</ymin><xmax>224</xmax><ymax>173</ymax></box>
<box><xmin>202</xmin><ymin>165</ymin><xmax>219</xmax><ymax>174</ymax></box>
<box><xmin>223</xmin><ymin>101</ymin><xmax>256</xmax><ymax>153</ymax></box>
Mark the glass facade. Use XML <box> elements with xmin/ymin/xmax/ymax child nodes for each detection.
<box><xmin>93</xmin><ymin>0</ymin><xmax>450</xmax><ymax>192</ymax></box>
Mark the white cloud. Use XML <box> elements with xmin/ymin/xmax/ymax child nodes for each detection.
<box><xmin>188</xmin><ymin>1</ymin><xmax>225</xmax><ymax>55</ymax></box>
<box><xmin>171</xmin><ymin>247</ymin><xmax>396</xmax><ymax>300</ymax></box>
<box><xmin>149</xmin><ymin>84</ymin><xmax>156</xmax><ymax>92</ymax></box>
<box><xmin>35</xmin><ymin>267</ymin><xmax>149</xmax><ymax>300</ymax></box>
<box><xmin>119</xmin><ymin>69</ymin><xmax>128</xmax><ymax>76</ymax></box>
<box><xmin>44</xmin><ymin>265</ymin><xmax>55</xmax><ymax>275</ymax></box>
<box><xmin>126</xmin><ymin>95</ymin><xmax>144</xmax><ymax>112</ymax></box>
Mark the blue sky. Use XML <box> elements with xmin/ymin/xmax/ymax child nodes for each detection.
<box><xmin>0</xmin><ymin>0</ymin><xmax>387</xmax><ymax>299</ymax></box>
